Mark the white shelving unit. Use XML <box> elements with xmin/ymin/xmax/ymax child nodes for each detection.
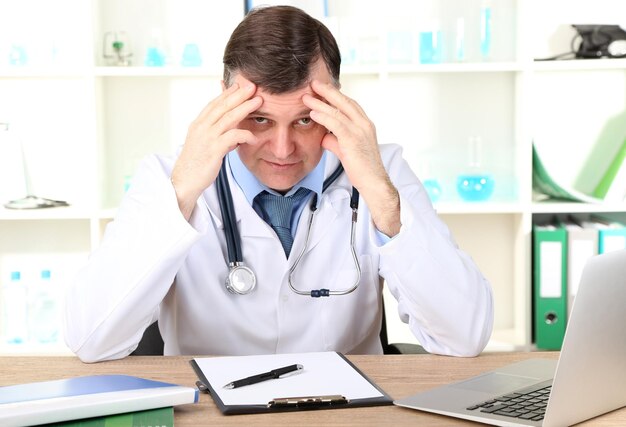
<box><xmin>1</xmin><ymin>0</ymin><xmax>625</xmax><ymax>355</ymax></box>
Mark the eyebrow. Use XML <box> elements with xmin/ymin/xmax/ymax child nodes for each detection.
<box><xmin>250</xmin><ymin>108</ymin><xmax>312</xmax><ymax>118</ymax></box>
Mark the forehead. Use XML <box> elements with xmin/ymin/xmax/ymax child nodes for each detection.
<box><xmin>233</xmin><ymin>62</ymin><xmax>333</xmax><ymax>118</ymax></box>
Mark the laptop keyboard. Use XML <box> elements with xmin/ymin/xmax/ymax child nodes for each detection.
<box><xmin>466</xmin><ymin>380</ymin><xmax>552</xmax><ymax>422</ymax></box>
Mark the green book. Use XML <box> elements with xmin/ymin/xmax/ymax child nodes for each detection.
<box><xmin>593</xmin><ymin>138</ymin><xmax>626</xmax><ymax>199</ymax></box>
<box><xmin>45</xmin><ymin>406</ymin><xmax>174</xmax><ymax>427</ymax></box>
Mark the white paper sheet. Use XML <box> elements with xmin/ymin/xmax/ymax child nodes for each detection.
<box><xmin>193</xmin><ymin>352</ymin><xmax>383</xmax><ymax>406</ymax></box>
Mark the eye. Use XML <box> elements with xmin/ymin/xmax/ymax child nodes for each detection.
<box><xmin>252</xmin><ymin>117</ymin><xmax>268</xmax><ymax>124</ymax></box>
<box><xmin>297</xmin><ymin>117</ymin><xmax>312</xmax><ymax>125</ymax></box>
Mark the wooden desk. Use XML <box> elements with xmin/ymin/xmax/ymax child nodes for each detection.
<box><xmin>1</xmin><ymin>352</ymin><xmax>623</xmax><ymax>426</ymax></box>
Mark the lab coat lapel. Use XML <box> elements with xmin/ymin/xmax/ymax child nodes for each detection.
<box><xmin>202</xmin><ymin>173</ymin><xmax>272</xmax><ymax>239</ymax></box>
<box><xmin>292</xmin><ymin>188</ymin><xmax>350</xmax><ymax>256</ymax></box>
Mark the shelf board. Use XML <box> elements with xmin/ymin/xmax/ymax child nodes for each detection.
<box><xmin>435</xmin><ymin>201</ymin><xmax>525</xmax><ymax>215</ymax></box>
<box><xmin>0</xmin><ymin>66</ymin><xmax>91</xmax><ymax>78</ymax></box>
<box><xmin>94</xmin><ymin>66</ymin><xmax>223</xmax><ymax>77</ymax></box>
<box><xmin>15</xmin><ymin>59</ymin><xmax>621</xmax><ymax>80</ymax></box>
<box><xmin>386</xmin><ymin>61</ymin><xmax>523</xmax><ymax>74</ymax></box>
<box><xmin>532</xmin><ymin>57</ymin><xmax>626</xmax><ymax>72</ymax></box>
<box><xmin>531</xmin><ymin>201</ymin><xmax>626</xmax><ymax>214</ymax></box>
<box><xmin>343</xmin><ymin>61</ymin><xmax>523</xmax><ymax>76</ymax></box>
<box><xmin>0</xmin><ymin>205</ymin><xmax>95</xmax><ymax>220</ymax></box>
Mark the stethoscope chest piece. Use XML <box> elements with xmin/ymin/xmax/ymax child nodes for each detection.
<box><xmin>226</xmin><ymin>262</ymin><xmax>256</xmax><ymax>295</ymax></box>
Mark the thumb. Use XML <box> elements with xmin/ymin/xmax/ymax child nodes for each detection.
<box><xmin>320</xmin><ymin>133</ymin><xmax>340</xmax><ymax>159</ymax></box>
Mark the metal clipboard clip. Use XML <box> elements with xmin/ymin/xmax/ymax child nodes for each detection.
<box><xmin>268</xmin><ymin>394</ymin><xmax>349</xmax><ymax>409</ymax></box>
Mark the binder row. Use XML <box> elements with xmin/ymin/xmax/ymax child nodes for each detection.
<box><xmin>532</xmin><ymin>216</ymin><xmax>626</xmax><ymax>350</ymax></box>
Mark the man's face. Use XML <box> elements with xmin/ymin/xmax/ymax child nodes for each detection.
<box><xmin>230</xmin><ymin>63</ymin><xmax>333</xmax><ymax>192</ymax></box>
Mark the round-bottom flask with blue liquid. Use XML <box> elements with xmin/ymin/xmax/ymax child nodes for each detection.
<box><xmin>456</xmin><ymin>136</ymin><xmax>495</xmax><ymax>202</ymax></box>
<box><xmin>456</xmin><ymin>174</ymin><xmax>494</xmax><ymax>201</ymax></box>
<box><xmin>423</xmin><ymin>178</ymin><xmax>442</xmax><ymax>202</ymax></box>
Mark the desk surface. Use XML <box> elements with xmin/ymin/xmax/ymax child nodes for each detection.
<box><xmin>1</xmin><ymin>352</ymin><xmax>623</xmax><ymax>426</ymax></box>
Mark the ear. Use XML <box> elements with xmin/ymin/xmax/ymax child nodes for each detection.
<box><xmin>221</xmin><ymin>80</ymin><xmax>227</xmax><ymax>92</ymax></box>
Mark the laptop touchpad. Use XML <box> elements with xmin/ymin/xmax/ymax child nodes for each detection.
<box><xmin>452</xmin><ymin>372</ymin><xmax>538</xmax><ymax>394</ymax></box>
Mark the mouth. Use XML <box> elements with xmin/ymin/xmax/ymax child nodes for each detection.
<box><xmin>265</xmin><ymin>160</ymin><xmax>299</xmax><ymax>171</ymax></box>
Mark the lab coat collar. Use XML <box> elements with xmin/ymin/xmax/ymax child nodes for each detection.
<box><xmin>227</xmin><ymin>150</ymin><xmax>326</xmax><ymax>208</ymax></box>
<box><xmin>201</xmin><ymin>153</ymin><xmax>351</xmax><ymax>246</ymax></box>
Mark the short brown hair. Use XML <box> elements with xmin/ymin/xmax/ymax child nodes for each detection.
<box><xmin>223</xmin><ymin>5</ymin><xmax>340</xmax><ymax>93</ymax></box>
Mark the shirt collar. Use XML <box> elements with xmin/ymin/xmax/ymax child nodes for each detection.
<box><xmin>227</xmin><ymin>150</ymin><xmax>326</xmax><ymax>205</ymax></box>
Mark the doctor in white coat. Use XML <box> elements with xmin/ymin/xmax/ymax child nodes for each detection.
<box><xmin>65</xmin><ymin>5</ymin><xmax>493</xmax><ymax>363</ymax></box>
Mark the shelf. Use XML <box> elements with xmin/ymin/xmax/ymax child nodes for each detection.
<box><xmin>435</xmin><ymin>202</ymin><xmax>525</xmax><ymax>215</ymax></box>
<box><xmin>532</xmin><ymin>58</ymin><xmax>626</xmax><ymax>72</ymax></box>
<box><xmin>0</xmin><ymin>67</ymin><xmax>92</xmax><ymax>78</ymax></box>
<box><xmin>94</xmin><ymin>66</ymin><xmax>223</xmax><ymax>77</ymax></box>
<box><xmin>7</xmin><ymin>58</ymin><xmax>624</xmax><ymax>79</ymax></box>
<box><xmin>0</xmin><ymin>206</ymin><xmax>96</xmax><ymax>220</ymax></box>
<box><xmin>1</xmin><ymin>0</ymin><xmax>624</xmax><ymax>356</ymax></box>
<box><xmin>385</xmin><ymin>61</ymin><xmax>524</xmax><ymax>74</ymax></box>
<box><xmin>531</xmin><ymin>202</ymin><xmax>626</xmax><ymax>214</ymax></box>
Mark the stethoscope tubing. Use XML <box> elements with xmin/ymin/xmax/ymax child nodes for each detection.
<box><xmin>216</xmin><ymin>160</ymin><xmax>242</xmax><ymax>263</ymax></box>
<box><xmin>216</xmin><ymin>158</ymin><xmax>361</xmax><ymax>297</ymax></box>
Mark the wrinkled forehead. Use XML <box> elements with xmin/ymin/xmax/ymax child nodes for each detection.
<box><xmin>228</xmin><ymin>58</ymin><xmax>336</xmax><ymax>94</ymax></box>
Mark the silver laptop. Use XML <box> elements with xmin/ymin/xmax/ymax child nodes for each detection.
<box><xmin>395</xmin><ymin>249</ymin><xmax>626</xmax><ymax>426</ymax></box>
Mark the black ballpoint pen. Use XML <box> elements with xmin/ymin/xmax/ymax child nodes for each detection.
<box><xmin>223</xmin><ymin>364</ymin><xmax>304</xmax><ymax>389</ymax></box>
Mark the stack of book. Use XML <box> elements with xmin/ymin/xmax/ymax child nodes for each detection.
<box><xmin>0</xmin><ymin>375</ymin><xmax>198</xmax><ymax>427</ymax></box>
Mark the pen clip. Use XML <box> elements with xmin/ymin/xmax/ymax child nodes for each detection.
<box><xmin>278</xmin><ymin>364</ymin><xmax>304</xmax><ymax>379</ymax></box>
<box><xmin>268</xmin><ymin>395</ymin><xmax>348</xmax><ymax>409</ymax></box>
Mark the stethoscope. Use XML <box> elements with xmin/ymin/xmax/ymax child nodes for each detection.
<box><xmin>214</xmin><ymin>159</ymin><xmax>361</xmax><ymax>297</ymax></box>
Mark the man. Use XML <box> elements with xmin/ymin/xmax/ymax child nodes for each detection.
<box><xmin>64</xmin><ymin>6</ymin><xmax>493</xmax><ymax>362</ymax></box>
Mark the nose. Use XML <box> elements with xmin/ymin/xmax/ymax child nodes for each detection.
<box><xmin>269</xmin><ymin>126</ymin><xmax>295</xmax><ymax>160</ymax></box>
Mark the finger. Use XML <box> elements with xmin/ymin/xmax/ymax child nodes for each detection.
<box><xmin>198</xmin><ymin>82</ymin><xmax>257</xmax><ymax>125</ymax></box>
<box><xmin>302</xmin><ymin>94</ymin><xmax>350</xmax><ymax>138</ymax></box>
<box><xmin>218</xmin><ymin>128</ymin><xmax>259</xmax><ymax>153</ymax></box>
<box><xmin>212</xmin><ymin>95</ymin><xmax>263</xmax><ymax>135</ymax></box>
<box><xmin>320</xmin><ymin>132</ymin><xmax>339</xmax><ymax>156</ymax></box>
<box><xmin>310</xmin><ymin>80</ymin><xmax>367</xmax><ymax>121</ymax></box>
<box><xmin>194</xmin><ymin>83</ymin><xmax>239</xmax><ymax>121</ymax></box>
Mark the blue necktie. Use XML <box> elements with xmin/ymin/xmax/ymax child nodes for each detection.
<box><xmin>256</xmin><ymin>187</ymin><xmax>311</xmax><ymax>257</ymax></box>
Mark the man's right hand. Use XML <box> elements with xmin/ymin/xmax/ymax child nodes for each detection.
<box><xmin>171</xmin><ymin>82</ymin><xmax>262</xmax><ymax>220</ymax></box>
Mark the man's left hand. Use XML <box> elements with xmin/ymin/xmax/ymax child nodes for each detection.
<box><xmin>303</xmin><ymin>80</ymin><xmax>400</xmax><ymax>237</ymax></box>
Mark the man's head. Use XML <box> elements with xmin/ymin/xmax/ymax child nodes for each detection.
<box><xmin>222</xmin><ymin>6</ymin><xmax>342</xmax><ymax>193</ymax></box>
<box><xmin>223</xmin><ymin>5</ymin><xmax>340</xmax><ymax>93</ymax></box>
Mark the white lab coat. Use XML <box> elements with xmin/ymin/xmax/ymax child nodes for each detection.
<box><xmin>64</xmin><ymin>144</ymin><xmax>493</xmax><ymax>362</ymax></box>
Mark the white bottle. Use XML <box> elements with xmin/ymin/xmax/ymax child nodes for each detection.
<box><xmin>3</xmin><ymin>271</ymin><xmax>28</xmax><ymax>344</ymax></box>
<box><xmin>28</xmin><ymin>269</ymin><xmax>59</xmax><ymax>344</ymax></box>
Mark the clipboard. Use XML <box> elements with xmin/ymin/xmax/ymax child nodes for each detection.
<box><xmin>189</xmin><ymin>351</ymin><xmax>392</xmax><ymax>415</ymax></box>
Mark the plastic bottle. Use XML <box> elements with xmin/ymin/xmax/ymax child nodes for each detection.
<box><xmin>28</xmin><ymin>269</ymin><xmax>59</xmax><ymax>344</ymax></box>
<box><xmin>479</xmin><ymin>1</ymin><xmax>493</xmax><ymax>60</ymax></box>
<box><xmin>144</xmin><ymin>29</ymin><xmax>166</xmax><ymax>67</ymax></box>
<box><xmin>3</xmin><ymin>271</ymin><xmax>28</xmax><ymax>344</ymax></box>
<box><xmin>419</xmin><ymin>160</ymin><xmax>443</xmax><ymax>203</ymax></box>
<box><xmin>419</xmin><ymin>20</ymin><xmax>443</xmax><ymax>64</ymax></box>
